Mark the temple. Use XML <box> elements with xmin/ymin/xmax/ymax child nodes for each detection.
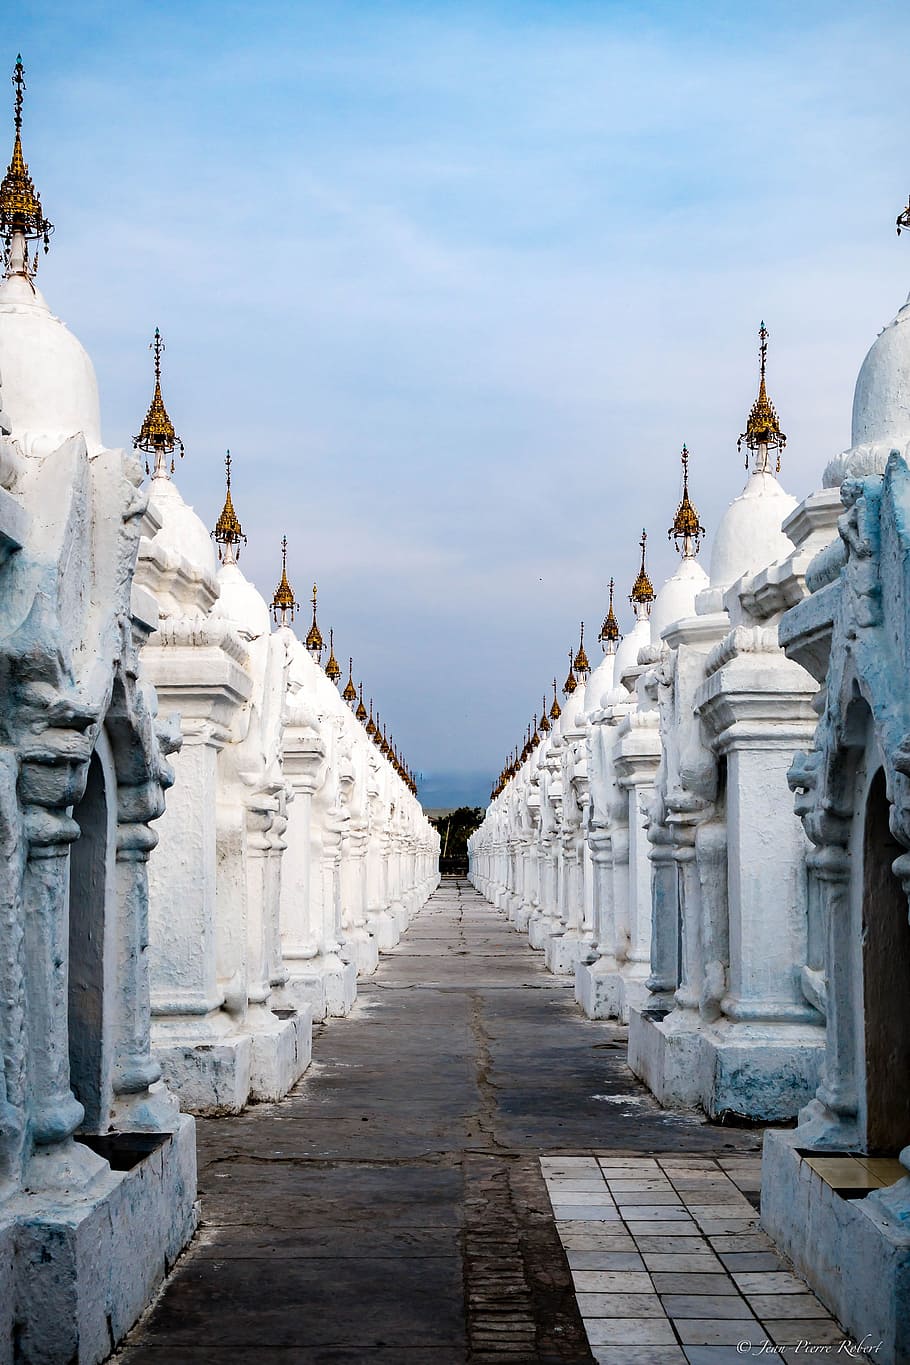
<box><xmin>0</xmin><ymin>58</ymin><xmax>437</xmax><ymax>1359</ymax></box>
<box><xmin>3</xmin><ymin>48</ymin><xmax>910</xmax><ymax>1365</ymax></box>
<box><xmin>471</xmin><ymin>286</ymin><xmax>910</xmax><ymax>1350</ymax></box>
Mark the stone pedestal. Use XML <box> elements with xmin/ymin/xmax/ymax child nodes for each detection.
<box><xmin>762</xmin><ymin>1130</ymin><xmax>910</xmax><ymax>1362</ymax></box>
<box><xmin>0</xmin><ymin>1117</ymin><xmax>197</xmax><ymax>1365</ymax></box>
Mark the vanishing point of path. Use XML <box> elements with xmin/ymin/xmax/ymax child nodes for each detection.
<box><xmin>118</xmin><ymin>879</ymin><xmax>762</xmax><ymax>1364</ymax></box>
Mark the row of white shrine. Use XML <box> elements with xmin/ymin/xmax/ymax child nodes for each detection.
<box><xmin>469</xmin><ymin>275</ymin><xmax>910</xmax><ymax>1354</ymax></box>
<box><xmin>0</xmin><ymin>60</ymin><xmax>438</xmax><ymax>1362</ymax></box>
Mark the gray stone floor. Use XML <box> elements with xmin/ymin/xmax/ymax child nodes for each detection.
<box><xmin>117</xmin><ymin>878</ymin><xmax>776</xmax><ymax>1364</ymax></box>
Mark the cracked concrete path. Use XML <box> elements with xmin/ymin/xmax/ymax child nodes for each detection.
<box><xmin>117</xmin><ymin>879</ymin><xmax>761</xmax><ymax>1364</ymax></box>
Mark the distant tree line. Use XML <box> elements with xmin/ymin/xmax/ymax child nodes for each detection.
<box><xmin>429</xmin><ymin>807</ymin><xmax>485</xmax><ymax>874</ymax></box>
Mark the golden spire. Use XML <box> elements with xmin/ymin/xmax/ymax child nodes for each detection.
<box><xmin>531</xmin><ymin>714</ymin><xmax>541</xmax><ymax>748</ymax></box>
<box><xmin>0</xmin><ymin>57</ymin><xmax>52</xmax><ymax>279</ymax></box>
<box><xmin>356</xmin><ymin>683</ymin><xmax>367</xmax><ymax>723</ymax></box>
<box><xmin>521</xmin><ymin>725</ymin><xmax>531</xmax><ymax>763</ymax></box>
<box><xmin>305</xmin><ymin>583</ymin><xmax>324</xmax><ymax>660</ymax></box>
<box><xmin>738</xmin><ymin>322</ymin><xmax>786</xmax><ymax>474</ymax></box>
<box><xmin>271</xmin><ymin>536</ymin><xmax>298</xmax><ymax>626</ymax></box>
<box><xmin>563</xmin><ymin>649</ymin><xmax>577</xmax><ymax>696</ymax></box>
<box><xmin>573</xmin><ymin>621</ymin><xmax>590</xmax><ymax>678</ymax></box>
<box><xmin>539</xmin><ymin>693</ymin><xmax>551</xmax><ymax>734</ymax></box>
<box><xmin>325</xmin><ymin>628</ymin><xmax>341</xmax><ymax>683</ymax></box>
<box><xmin>897</xmin><ymin>191</ymin><xmax>910</xmax><ymax>235</ymax></box>
<box><xmin>380</xmin><ymin>723</ymin><xmax>390</xmax><ymax>757</ymax></box>
<box><xmin>366</xmin><ymin>698</ymin><xmax>377</xmax><ymax>737</ymax></box>
<box><xmin>133</xmin><ymin>329</ymin><xmax>185</xmax><ymax>478</ymax></box>
<box><xmin>550</xmin><ymin>678</ymin><xmax>561</xmax><ymax>722</ymax></box>
<box><xmin>212</xmin><ymin>450</ymin><xmax>247</xmax><ymax>564</ymax></box>
<box><xmin>373</xmin><ymin>711</ymin><xmax>384</xmax><ymax>747</ymax></box>
<box><xmin>598</xmin><ymin>578</ymin><xmax>622</xmax><ymax>654</ymax></box>
<box><xmin>630</xmin><ymin>529</ymin><xmax>655</xmax><ymax>619</ymax></box>
<box><xmin>668</xmin><ymin>444</ymin><xmax>705</xmax><ymax>558</ymax></box>
<box><xmin>342</xmin><ymin>657</ymin><xmax>357</xmax><ymax>705</ymax></box>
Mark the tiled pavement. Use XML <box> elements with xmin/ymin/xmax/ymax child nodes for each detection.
<box><xmin>541</xmin><ymin>1153</ymin><xmax>855</xmax><ymax>1363</ymax></box>
<box><xmin>118</xmin><ymin>880</ymin><xmax>846</xmax><ymax>1363</ymax></box>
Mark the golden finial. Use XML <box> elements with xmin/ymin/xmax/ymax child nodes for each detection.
<box><xmin>372</xmin><ymin>711</ymin><xmax>384</xmax><ymax>747</ymax></box>
<box><xmin>366</xmin><ymin>698</ymin><xmax>377</xmax><ymax>737</ymax></box>
<box><xmin>271</xmin><ymin>536</ymin><xmax>298</xmax><ymax>626</ymax></box>
<box><xmin>342</xmin><ymin>657</ymin><xmax>357</xmax><ymax>705</ymax></box>
<box><xmin>305</xmin><ymin>583</ymin><xmax>324</xmax><ymax>660</ymax></box>
<box><xmin>212</xmin><ymin>450</ymin><xmax>247</xmax><ymax>563</ymax></box>
<box><xmin>531</xmin><ymin>714</ymin><xmax>541</xmax><ymax>748</ymax></box>
<box><xmin>325</xmin><ymin>628</ymin><xmax>341</xmax><ymax>683</ymax></box>
<box><xmin>133</xmin><ymin>329</ymin><xmax>185</xmax><ymax>478</ymax></box>
<box><xmin>563</xmin><ymin>650</ymin><xmax>577</xmax><ymax>696</ymax></box>
<box><xmin>380</xmin><ymin>723</ymin><xmax>390</xmax><ymax>757</ymax></box>
<box><xmin>355</xmin><ymin>681</ymin><xmax>367</xmax><ymax>721</ymax></box>
<box><xmin>549</xmin><ymin>678</ymin><xmax>561</xmax><ymax>722</ymax></box>
<box><xmin>0</xmin><ymin>57</ymin><xmax>52</xmax><ymax>279</ymax></box>
<box><xmin>630</xmin><ymin>529</ymin><xmax>655</xmax><ymax>617</ymax></box>
<box><xmin>539</xmin><ymin>693</ymin><xmax>551</xmax><ymax>734</ymax></box>
<box><xmin>573</xmin><ymin>621</ymin><xmax>590</xmax><ymax>678</ymax></box>
<box><xmin>598</xmin><ymin>578</ymin><xmax>622</xmax><ymax>654</ymax></box>
<box><xmin>738</xmin><ymin>322</ymin><xmax>786</xmax><ymax>474</ymax></box>
<box><xmin>668</xmin><ymin>444</ymin><xmax>705</xmax><ymax>557</ymax></box>
<box><xmin>897</xmin><ymin>192</ymin><xmax>910</xmax><ymax>235</ymax></box>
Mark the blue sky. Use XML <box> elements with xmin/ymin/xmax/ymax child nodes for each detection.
<box><xmin>9</xmin><ymin>1</ymin><xmax>910</xmax><ymax>805</ymax></box>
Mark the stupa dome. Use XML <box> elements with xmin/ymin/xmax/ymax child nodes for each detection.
<box><xmin>148</xmin><ymin>475</ymin><xmax>218</xmax><ymax>577</ymax></box>
<box><xmin>0</xmin><ymin>272</ymin><xmax>102</xmax><ymax>457</ymax></box>
<box><xmin>851</xmin><ymin>294</ymin><xmax>910</xmax><ymax>452</ymax></box>
<box><xmin>708</xmin><ymin>471</ymin><xmax>796</xmax><ymax>590</ymax></box>
<box><xmin>584</xmin><ymin>653</ymin><xmax>616</xmax><ymax>715</ymax></box>
<box><xmin>613</xmin><ymin>617</ymin><xmax>650</xmax><ymax>687</ymax></box>
<box><xmin>652</xmin><ymin>555</ymin><xmax>709</xmax><ymax>641</ymax></box>
<box><xmin>213</xmin><ymin>561</ymin><xmax>270</xmax><ymax>639</ymax></box>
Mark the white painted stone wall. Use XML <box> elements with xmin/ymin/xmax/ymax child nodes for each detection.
<box><xmin>0</xmin><ymin>239</ymin><xmax>196</xmax><ymax>1362</ymax></box>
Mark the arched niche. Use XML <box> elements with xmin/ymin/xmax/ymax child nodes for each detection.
<box><xmin>67</xmin><ymin>726</ymin><xmax>116</xmax><ymax>1132</ymax></box>
<box><xmin>861</xmin><ymin>766</ymin><xmax>910</xmax><ymax>1153</ymax></box>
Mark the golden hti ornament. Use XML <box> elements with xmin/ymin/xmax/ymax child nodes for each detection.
<box><xmin>342</xmin><ymin>657</ymin><xmax>357</xmax><ymax>705</ymax></box>
<box><xmin>356</xmin><ymin>682</ymin><xmax>367</xmax><ymax>723</ymax></box>
<box><xmin>897</xmin><ymin>190</ymin><xmax>910</xmax><ymax>236</ymax></box>
<box><xmin>668</xmin><ymin>444</ymin><xmax>705</xmax><ymax>558</ymax></box>
<box><xmin>573</xmin><ymin>621</ymin><xmax>590</xmax><ymax>678</ymax></box>
<box><xmin>630</xmin><ymin>529</ymin><xmax>655</xmax><ymax>616</ymax></box>
<box><xmin>539</xmin><ymin>694</ymin><xmax>551</xmax><ymax>734</ymax></box>
<box><xmin>563</xmin><ymin>650</ymin><xmax>577</xmax><ymax>697</ymax></box>
<box><xmin>598</xmin><ymin>578</ymin><xmax>621</xmax><ymax>654</ymax></box>
<box><xmin>0</xmin><ymin>56</ymin><xmax>52</xmax><ymax>278</ymax></box>
<box><xmin>271</xmin><ymin>536</ymin><xmax>298</xmax><ymax>627</ymax></box>
<box><xmin>738</xmin><ymin>322</ymin><xmax>786</xmax><ymax>474</ymax></box>
<box><xmin>134</xmin><ymin>329</ymin><xmax>185</xmax><ymax>477</ymax></box>
<box><xmin>305</xmin><ymin>584</ymin><xmax>324</xmax><ymax>660</ymax></box>
<box><xmin>212</xmin><ymin>451</ymin><xmax>247</xmax><ymax>564</ymax></box>
<box><xmin>550</xmin><ymin>678</ymin><xmax>561</xmax><ymax>722</ymax></box>
<box><xmin>325</xmin><ymin>629</ymin><xmax>341</xmax><ymax>684</ymax></box>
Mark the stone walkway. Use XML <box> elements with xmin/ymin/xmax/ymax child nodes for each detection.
<box><xmin>117</xmin><ymin>878</ymin><xmax>777</xmax><ymax>1364</ymax></box>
